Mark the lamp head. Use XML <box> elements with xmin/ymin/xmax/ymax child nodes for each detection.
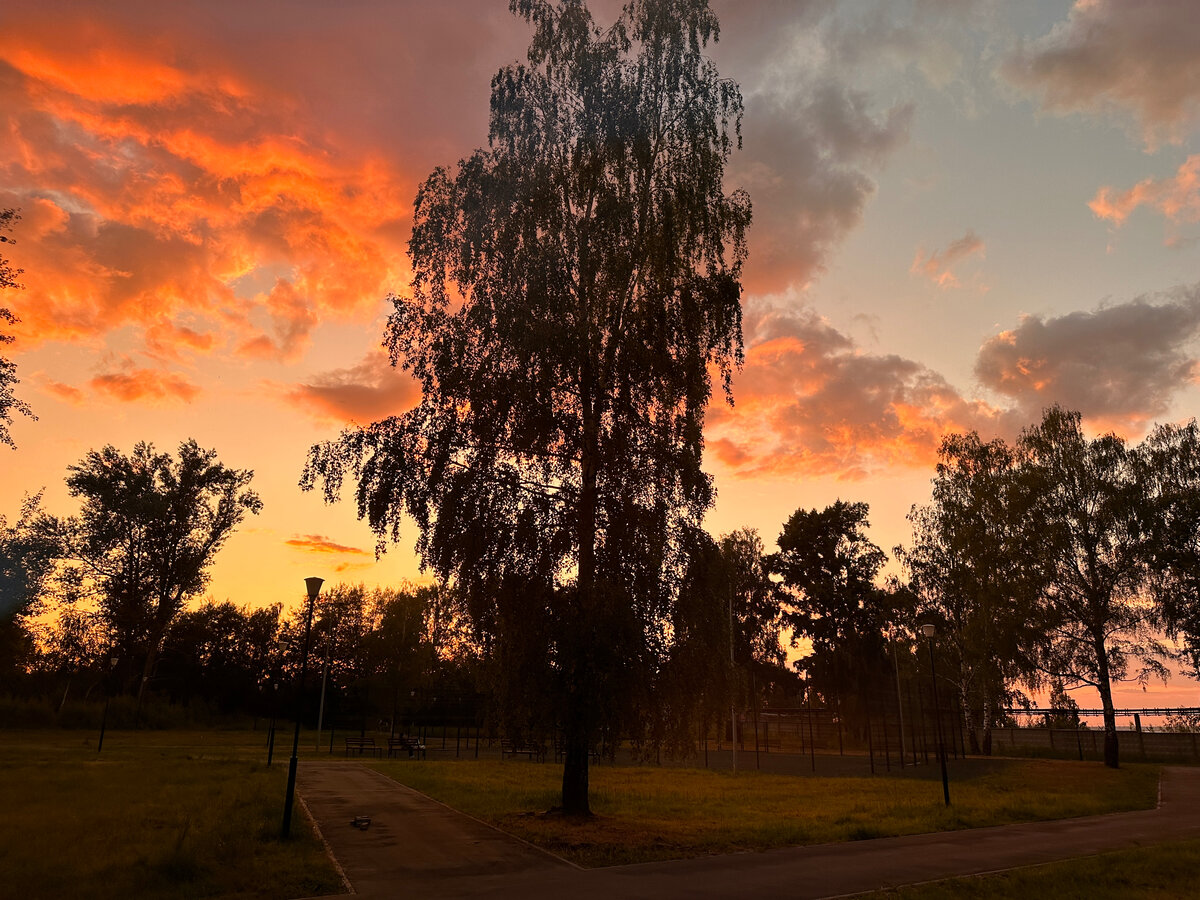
<box><xmin>305</xmin><ymin>576</ymin><xmax>324</xmax><ymax>600</ymax></box>
<box><xmin>921</xmin><ymin>623</ymin><xmax>937</xmax><ymax>638</ymax></box>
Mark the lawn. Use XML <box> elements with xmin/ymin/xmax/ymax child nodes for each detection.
<box><xmin>0</xmin><ymin>729</ymin><xmax>344</xmax><ymax>900</ymax></box>
<box><xmin>372</xmin><ymin>756</ymin><xmax>1161</xmax><ymax>867</ymax></box>
<box><xmin>863</xmin><ymin>837</ymin><xmax>1200</xmax><ymax>899</ymax></box>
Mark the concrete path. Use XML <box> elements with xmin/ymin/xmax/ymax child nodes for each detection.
<box><xmin>296</xmin><ymin>762</ymin><xmax>1200</xmax><ymax>899</ymax></box>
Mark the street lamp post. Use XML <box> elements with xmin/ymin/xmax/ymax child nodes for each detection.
<box><xmin>282</xmin><ymin>576</ymin><xmax>323</xmax><ymax>838</ymax></box>
<box><xmin>921</xmin><ymin>623</ymin><xmax>950</xmax><ymax>806</ymax></box>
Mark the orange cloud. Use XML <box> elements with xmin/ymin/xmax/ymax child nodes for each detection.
<box><xmin>706</xmin><ymin>307</ymin><xmax>1009</xmax><ymax>480</ymax></box>
<box><xmin>910</xmin><ymin>230</ymin><xmax>985</xmax><ymax>288</ymax></box>
<box><xmin>285</xmin><ymin>534</ymin><xmax>371</xmax><ymax>556</ymax></box>
<box><xmin>283</xmin><ymin>349</ymin><xmax>420</xmax><ymax>424</ymax></box>
<box><xmin>0</xmin><ymin>21</ymin><xmax>413</xmax><ymax>364</ymax></box>
<box><xmin>43</xmin><ymin>380</ymin><xmax>84</xmax><ymax>404</ymax></box>
<box><xmin>89</xmin><ymin>364</ymin><xmax>200</xmax><ymax>404</ymax></box>
<box><xmin>974</xmin><ymin>288</ymin><xmax>1200</xmax><ymax>433</ymax></box>
<box><xmin>1089</xmin><ymin>155</ymin><xmax>1200</xmax><ymax>228</ymax></box>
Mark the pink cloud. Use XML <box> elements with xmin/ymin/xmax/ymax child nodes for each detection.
<box><xmin>706</xmin><ymin>307</ymin><xmax>1010</xmax><ymax>480</ymax></box>
<box><xmin>910</xmin><ymin>230</ymin><xmax>985</xmax><ymax>288</ymax></box>
<box><xmin>1003</xmin><ymin>0</ymin><xmax>1200</xmax><ymax>147</ymax></box>
<box><xmin>283</xmin><ymin>348</ymin><xmax>420</xmax><ymax>424</ymax></box>
<box><xmin>974</xmin><ymin>287</ymin><xmax>1200</xmax><ymax>434</ymax></box>
<box><xmin>1090</xmin><ymin>155</ymin><xmax>1200</xmax><ymax>229</ymax></box>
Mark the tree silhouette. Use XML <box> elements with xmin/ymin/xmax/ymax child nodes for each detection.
<box><xmin>0</xmin><ymin>208</ymin><xmax>34</xmax><ymax>449</ymax></box>
<box><xmin>1020</xmin><ymin>406</ymin><xmax>1169</xmax><ymax>768</ymax></box>
<box><xmin>303</xmin><ymin>0</ymin><xmax>749</xmax><ymax>814</ymax></box>
<box><xmin>60</xmin><ymin>440</ymin><xmax>262</xmax><ymax>696</ymax></box>
<box><xmin>897</xmin><ymin>432</ymin><xmax>1044</xmax><ymax>754</ymax></box>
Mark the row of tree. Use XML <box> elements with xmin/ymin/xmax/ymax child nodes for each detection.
<box><xmin>902</xmin><ymin>405</ymin><xmax>1200</xmax><ymax>768</ymax></box>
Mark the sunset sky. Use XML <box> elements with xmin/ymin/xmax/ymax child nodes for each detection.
<box><xmin>2</xmin><ymin>1</ymin><xmax>1199</xmax><ymax>705</ymax></box>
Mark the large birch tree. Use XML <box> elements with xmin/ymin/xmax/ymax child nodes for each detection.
<box><xmin>302</xmin><ymin>0</ymin><xmax>749</xmax><ymax>814</ymax></box>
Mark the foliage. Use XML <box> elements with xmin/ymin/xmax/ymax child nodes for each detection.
<box><xmin>302</xmin><ymin>0</ymin><xmax>749</xmax><ymax>814</ymax></box>
<box><xmin>1142</xmin><ymin>419</ymin><xmax>1200</xmax><ymax>676</ymax></box>
<box><xmin>0</xmin><ymin>492</ymin><xmax>61</xmax><ymax>685</ymax></box>
<box><xmin>58</xmin><ymin>440</ymin><xmax>262</xmax><ymax>695</ymax></box>
<box><xmin>772</xmin><ymin>501</ymin><xmax>897</xmax><ymax>711</ymax></box>
<box><xmin>159</xmin><ymin>601</ymin><xmax>281</xmax><ymax>712</ymax></box>
<box><xmin>0</xmin><ymin>207</ymin><xmax>34</xmax><ymax>449</ymax></box>
<box><xmin>896</xmin><ymin>432</ymin><xmax>1044</xmax><ymax>754</ymax></box>
<box><xmin>1019</xmin><ymin>406</ymin><xmax>1170</xmax><ymax>768</ymax></box>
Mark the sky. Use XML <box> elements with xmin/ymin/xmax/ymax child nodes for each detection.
<box><xmin>2</xmin><ymin>0</ymin><xmax>1199</xmax><ymax>706</ymax></box>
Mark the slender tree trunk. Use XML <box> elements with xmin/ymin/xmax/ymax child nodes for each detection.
<box><xmin>1096</xmin><ymin>636</ymin><xmax>1119</xmax><ymax>768</ymax></box>
<box><xmin>562</xmin><ymin>407</ymin><xmax>599</xmax><ymax>816</ymax></box>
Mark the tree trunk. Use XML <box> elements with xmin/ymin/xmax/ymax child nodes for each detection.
<box><xmin>1096</xmin><ymin>637</ymin><xmax>1119</xmax><ymax>768</ymax></box>
<box><xmin>562</xmin><ymin>406</ymin><xmax>599</xmax><ymax>816</ymax></box>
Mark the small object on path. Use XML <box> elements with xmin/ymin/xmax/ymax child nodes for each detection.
<box><xmin>350</xmin><ymin>815</ymin><xmax>372</xmax><ymax>830</ymax></box>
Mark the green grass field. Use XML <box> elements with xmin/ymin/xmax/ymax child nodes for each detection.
<box><xmin>0</xmin><ymin>729</ymin><xmax>344</xmax><ymax>900</ymax></box>
<box><xmin>863</xmin><ymin>837</ymin><xmax>1200</xmax><ymax>899</ymax></box>
<box><xmin>371</xmin><ymin>756</ymin><xmax>1161</xmax><ymax>867</ymax></box>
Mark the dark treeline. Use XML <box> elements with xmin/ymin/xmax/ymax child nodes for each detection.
<box><xmin>7</xmin><ymin>403</ymin><xmax>1200</xmax><ymax>773</ymax></box>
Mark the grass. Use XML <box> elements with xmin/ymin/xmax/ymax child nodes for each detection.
<box><xmin>371</xmin><ymin>756</ymin><xmax>1161</xmax><ymax>867</ymax></box>
<box><xmin>864</xmin><ymin>838</ymin><xmax>1200</xmax><ymax>898</ymax></box>
<box><xmin>0</xmin><ymin>729</ymin><xmax>344</xmax><ymax>900</ymax></box>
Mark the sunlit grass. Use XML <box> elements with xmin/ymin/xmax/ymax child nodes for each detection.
<box><xmin>864</xmin><ymin>838</ymin><xmax>1200</xmax><ymax>899</ymax></box>
<box><xmin>0</xmin><ymin>729</ymin><xmax>343</xmax><ymax>900</ymax></box>
<box><xmin>373</xmin><ymin>757</ymin><xmax>1160</xmax><ymax>867</ymax></box>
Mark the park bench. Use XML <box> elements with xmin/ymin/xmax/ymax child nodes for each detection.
<box><xmin>501</xmin><ymin>739</ymin><xmax>545</xmax><ymax>762</ymax></box>
<box><xmin>344</xmin><ymin>737</ymin><xmax>382</xmax><ymax>757</ymax></box>
<box><xmin>388</xmin><ymin>735</ymin><xmax>426</xmax><ymax>759</ymax></box>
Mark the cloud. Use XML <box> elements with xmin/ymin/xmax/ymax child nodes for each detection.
<box><xmin>1089</xmin><ymin>155</ymin><xmax>1200</xmax><ymax>229</ymax></box>
<box><xmin>975</xmin><ymin>286</ymin><xmax>1200</xmax><ymax>432</ymax></box>
<box><xmin>706</xmin><ymin>3</ymin><xmax>913</xmax><ymax>294</ymax></box>
<box><xmin>283</xmin><ymin>348</ymin><xmax>420</xmax><ymax>424</ymax></box>
<box><xmin>706</xmin><ymin>306</ymin><xmax>1009</xmax><ymax>479</ymax></box>
<box><xmin>911</xmin><ymin>230</ymin><xmax>985</xmax><ymax>288</ymax></box>
<box><xmin>285</xmin><ymin>534</ymin><xmax>371</xmax><ymax>556</ymax></box>
<box><xmin>88</xmin><ymin>362</ymin><xmax>201</xmax><ymax>404</ymax></box>
<box><xmin>0</xmin><ymin>16</ymin><xmax>415</xmax><ymax>360</ymax></box>
<box><xmin>43</xmin><ymin>380</ymin><xmax>84</xmax><ymax>404</ymax></box>
<box><xmin>1002</xmin><ymin>0</ymin><xmax>1200</xmax><ymax>147</ymax></box>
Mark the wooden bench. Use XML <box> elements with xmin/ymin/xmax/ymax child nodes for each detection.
<box><xmin>344</xmin><ymin>737</ymin><xmax>382</xmax><ymax>757</ymax></box>
<box><xmin>388</xmin><ymin>735</ymin><xmax>426</xmax><ymax>760</ymax></box>
<box><xmin>501</xmin><ymin>740</ymin><xmax>545</xmax><ymax>762</ymax></box>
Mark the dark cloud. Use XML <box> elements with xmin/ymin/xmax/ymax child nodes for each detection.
<box><xmin>731</xmin><ymin>78</ymin><xmax>913</xmax><ymax>294</ymax></box>
<box><xmin>975</xmin><ymin>286</ymin><xmax>1200</xmax><ymax>432</ymax></box>
<box><xmin>284</xmin><ymin>348</ymin><xmax>419</xmax><ymax>424</ymax></box>
<box><xmin>1002</xmin><ymin>0</ymin><xmax>1200</xmax><ymax>147</ymax></box>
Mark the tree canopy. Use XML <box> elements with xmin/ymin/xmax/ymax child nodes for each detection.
<box><xmin>61</xmin><ymin>440</ymin><xmax>262</xmax><ymax>695</ymax></box>
<box><xmin>303</xmin><ymin>0</ymin><xmax>749</xmax><ymax>814</ymax></box>
<box><xmin>0</xmin><ymin>208</ymin><xmax>34</xmax><ymax>449</ymax></box>
<box><xmin>896</xmin><ymin>431</ymin><xmax>1044</xmax><ymax>754</ymax></box>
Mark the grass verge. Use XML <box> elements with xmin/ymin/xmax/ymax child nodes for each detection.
<box><xmin>0</xmin><ymin>729</ymin><xmax>344</xmax><ymax>900</ymax></box>
<box><xmin>372</xmin><ymin>757</ymin><xmax>1159</xmax><ymax>867</ymax></box>
<box><xmin>864</xmin><ymin>837</ymin><xmax>1200</xmax><ymax>898</ymax></box>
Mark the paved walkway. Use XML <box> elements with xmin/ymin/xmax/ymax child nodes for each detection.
<box><xmin>296</xmin><ymin>762</ymin><xmax>1200</xmax><ymax>899</ymax></box>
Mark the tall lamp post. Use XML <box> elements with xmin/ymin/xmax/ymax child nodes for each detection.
<box><xmin>282</xmin><ymin>576</ymin><xmax>323</xmax><ymax>838</ymax></box>
<box><xmin>921</xmin><ymin>623</ymin><xmax>950</xmax><ymax>806</ymax></box>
